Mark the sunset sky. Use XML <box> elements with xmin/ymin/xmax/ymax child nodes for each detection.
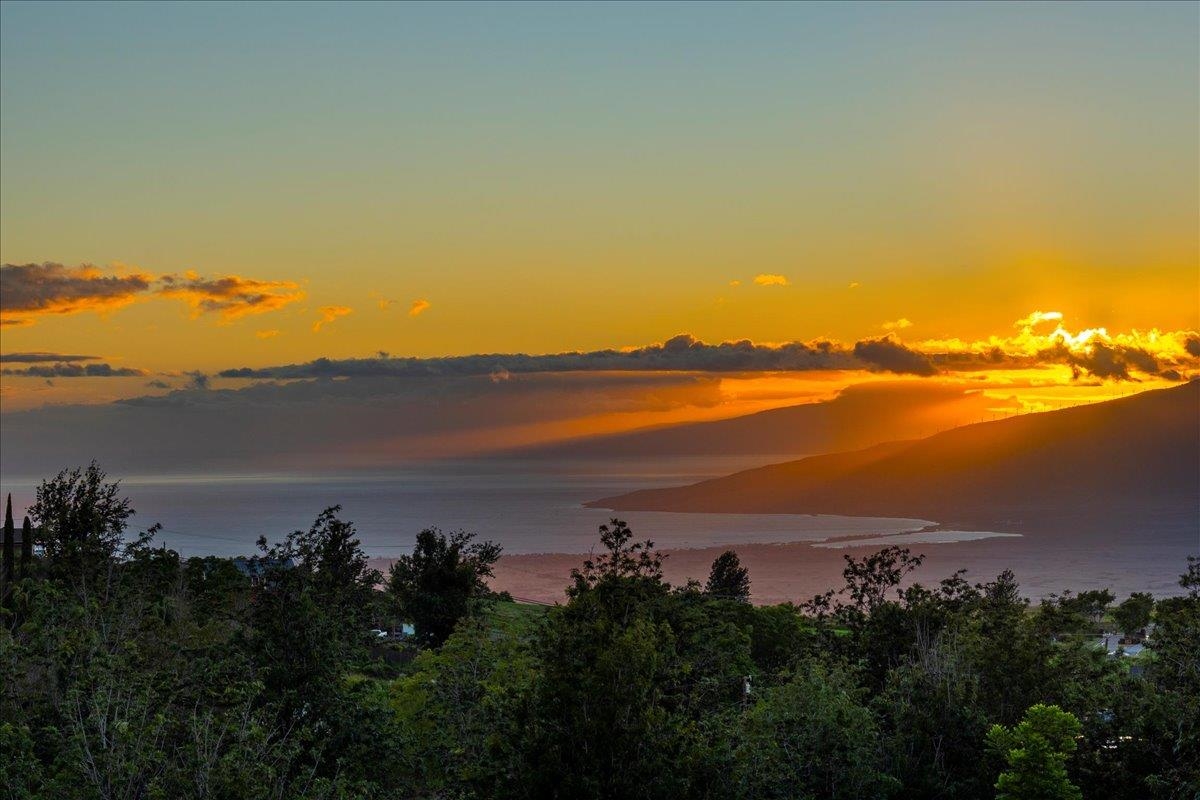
<box><xmin>1</xmin><ymin>2</ymin><xmax>1197</xmax><ymax>456</ymax></box>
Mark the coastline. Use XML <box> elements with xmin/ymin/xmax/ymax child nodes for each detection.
<box><xmin>369</xmin><ymin>510</ymin><xmax>1195</xmax><ymax>605</ymax></box>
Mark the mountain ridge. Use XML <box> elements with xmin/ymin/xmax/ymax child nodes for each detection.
<box><xmin>588</xmin><ymin>382</ymin><xmax>1200</xmax><ymax>535</ymax></box>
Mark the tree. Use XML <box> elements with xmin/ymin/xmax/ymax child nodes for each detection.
<box><xmin>706</xmin><ymin>550</ymin><xmax>750</xmax><ymax>602</ymax></box>
<box><xmin>28</xmin><ymin>462</ymin><xmax>135</xmax><ymax>596</ymax></box>
<box><xmin>250</xmin><ymin>507</ymin><xmax>381</xmax><ymax>716</ymax></box>
<box><xmin>841</xmin><ymin>546</ymin><xmax>926</xmax><ymax>615</ymax></box>
<box><xmin>391</xmin><ymin>616</ymin><xmax>536</xmax><ymax>797</ymax></box>
<box><xmin>523</xmin><ymin>579</ymin><xmax>751</xmax><ymax>798</ymax></box>
<box><xmin>1031</xmin><ymin>591</ymin><xmax>1096</xmax><ymax>639</ymax></box>
<box><xmin>1112</xmin><ymin>592</ymin><xmax>1153</xmax><ymax>640</ymax></box>
<box><xmin>20</xmin><ymin>516</ymin><xmax>33</xmax><ymax>570</ymax></box>
<box><xmin>1060</xmin><ymin>589</ymin><xmax>1114</xmax><ymax>630</ymax></box>
<box><xmin>972</xmin><ymin>573</ymin><xmax>1056</xmax><ymax>726</ymax></box>
<box><xmin>1181</xmin><ymin>555</ymin><xmax>1200</xmax><ymax>599</ymax></box>
<box><xmin>806</xmin><ymin>546</ymin><xmax>926</xmax><ymax>622</ymax></box>
<box><xmin>737</xmin><ymin>664</ymin><xmax>897</xmax><ymax>799</ymax></box>
<box><xmin>986</xmin><ymin>704</ymin><xmax>1083</xmax><ymax>800</ymax></box>
<box><xmin>569</xmin><ymin>518</ymin><xmax>663</xmax><ymax>596</ymax></box>
<box><xmin>388</xmin><ymin>527</ymin><xmax>501</xmax><ymax>647</ymax></box>
<box><xmin>1140</xmin><ymin>559</ymin><xmax>1200</xmax><ymax>796</ymax></box>
<box><xmin>877</xmin><ymin>645</ymin><xmax>994</xmax><ymax>799</ymax></box>
<box><xmin>260</xmin><ymin>505</ymin><xmax>380</xmax><ymax>623</ymax></box>
<box><xmin>3</xmin><ymin>495</ymin><xmax>13</xmax><ymax>603</ymax></box>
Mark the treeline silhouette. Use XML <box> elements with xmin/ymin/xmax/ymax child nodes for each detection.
<box><xmin>1</xmin><ymin>463</ymin><xmax>1197</xmax><ymax>799</ymax></box>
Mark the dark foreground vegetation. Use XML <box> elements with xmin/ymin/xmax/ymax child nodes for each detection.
<box><xmin>1</xmin><ymin>463</ymin><xmax>1197</xmax><ymax>799</ymax></box>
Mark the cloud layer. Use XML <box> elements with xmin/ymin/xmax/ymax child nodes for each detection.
<box><xmin>216</xmin><ymin>315</ymin><xmax>1199</xmax><ymax>384</ymax></box>
<box><xmin>219</xmin><ymin>334</ymin><xmax>866</xmax><ymax>379</ymax></box>
<box><xmin>212</xmin><ymin>335</ymin><xmax>949</xmax><ymax>382</ymax></box>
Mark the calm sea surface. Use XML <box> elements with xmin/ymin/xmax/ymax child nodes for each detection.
<box><xmin>2</xmin><ymin>456</ymin><xmax>940</xmax><ymax>557</ymax></box>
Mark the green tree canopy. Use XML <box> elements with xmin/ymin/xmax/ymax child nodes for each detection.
<box><xmin>28</xmin><ymin>461</ymin><xmax>137</xmax><ymax>594</ymax></box>
<box><xmin>706</xmin><ymin>550</ymin><xmax>751</xmax><ymax>602</ymax></box>
<box><xmin>736</xmin><ymin>664</ymin><xmax>897</xmax><ymax>799</ymax></box>
<box><xmin>1112</xmin><ymin>592</ymin><xmax>1154</xmax><ymax>639</ymax></box>
<box><xmin>987</xmin><ymin>704</ymin><xmax>1083</xmax><ymax>800</ymax></box>
<box><xmin>388</xmin><ymin>527</ymin><xmax>501</xmax><ymax>647</ymax></box>
<box><xmin>569</xmin><ymin>518</ymin><xmax>663</xmax><ymax>597</ymax></box>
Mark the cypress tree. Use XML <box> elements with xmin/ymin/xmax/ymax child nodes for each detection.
<box><xmin>2</xmin><ymin>494</ymin><xmax>14</xmax><ymax>597</ymax></box>
<box><xmin>20</xmin><ymin>516</ymin><xmax>33</xmax><ymax>573</ymax></box>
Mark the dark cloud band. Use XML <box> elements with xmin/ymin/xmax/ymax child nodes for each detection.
<box><xmin>217</xmin><ymin>334</ymin><xmax>944</xmax><ymax>380</ymax></box>
<box><xmin>1</xmin><ymin>362</ymin><xmax>147</xmax><ymax>378</ymax></box>
<box><xmin>0</xmin><ymin>351</ymin><xmax>101</xmax><ymax>363</ymax></box>
<box><xmin>218</xmin><ymin>327</ymin><xmax>1199</xmax><ymax>385</ymax></box>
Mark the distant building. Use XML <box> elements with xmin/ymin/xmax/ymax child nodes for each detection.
<box><xmin>1099</xmin><ymin>633</ymin><xmax>1146</xmax><ymax>658</ymax></box>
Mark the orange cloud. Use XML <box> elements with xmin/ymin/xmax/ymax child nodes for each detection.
<box><xmin>0</xmin><ymin>262</ymin><xmax>153</xmax><ymax>326</ymax></box>
<box><xmin>917</xmin><ymin>311</ymin><xmax>1200</xmax><ymax>381</ymax></box>
<box><xmin>158</xmin><ymin>271</ymin><xmax>305</xmax><ymax>321</ymax></box>
<box><xmin>313</xmin><ymin>305</ymin><xmax>353</xmax><ymax>332</ymax></box>
<box><xmin>1014</xmin><ymin>310</ymin><xmax>1064</xmax><ymax>329</ymax></box>
<box><xmin>256</xmin><ymin>329</ymin><xmax>281</xmax><ymax>339</ymax></box>
<box><xmin>882</xmin><ymin>318</ymin><xmax>913</xmax><ymax>331</ymax></box>
<box><xmin>409</xmin><ymin>298</ymin><xmax>431</xmax><ymax>317</ymax></box>
<box><xmin>370</xmin><ymin>290</ymin><xmax>396</xmax><ymax>311</ymax></box>
<box><xmin>0</xmin><ymin>262</ymin><xmax>306</xmax><ymax>326</ymax></box>
<box><xmin>753</xmin><ymin>273</ymin><xmax>789</xmax><ymax>286</ymax></box>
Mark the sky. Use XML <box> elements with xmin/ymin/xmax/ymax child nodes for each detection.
<box><xmin>1</xmin><ymin>1</ymin><xmax>1197</xmax><ymax>461</ymax></box>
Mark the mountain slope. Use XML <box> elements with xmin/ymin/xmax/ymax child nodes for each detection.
<box><xmin>512</xmin><ymin>381</ymin><xmax>1013</xmax><ymax>458</ymax></box>
<box><xmin>589</xmin><ymin>382</ymin><xmax>1200</xmax><ymax>533</ymax></box>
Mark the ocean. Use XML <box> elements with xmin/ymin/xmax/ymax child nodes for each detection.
<box><xmin>2</xmin><ymin>456</ymin><xmax>940</xmax><ymax>557</ymax></box>
<box><xmin>2</xmin><ymin>456</ymin><xmax>1193</xmax><ymax>600</ymax></box>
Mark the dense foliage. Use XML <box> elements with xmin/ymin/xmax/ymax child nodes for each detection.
<box><xmin>1</xmin><ymin>464</ymin><xmax>1197</xmax><ymax>799</ymax></box>
<box><xmin>387</xmin><ymin>527</ymin><xmax>501</xmax><ymax>647</ymax></box>
<box><xmin>705</xmin><ymin>549</ymin><xmax>751</xmax><ymax>602</ymax></box>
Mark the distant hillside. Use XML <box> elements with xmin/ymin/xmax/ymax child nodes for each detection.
<box><xmin>513</xmin><ymin>381</ymin><xmax>1013</xmax><ymax>458</ymax></box>
<box><xmin>590</xmin><ymin>382</ymin><xmax>1200</xmax><ymax>534</ymax></box>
